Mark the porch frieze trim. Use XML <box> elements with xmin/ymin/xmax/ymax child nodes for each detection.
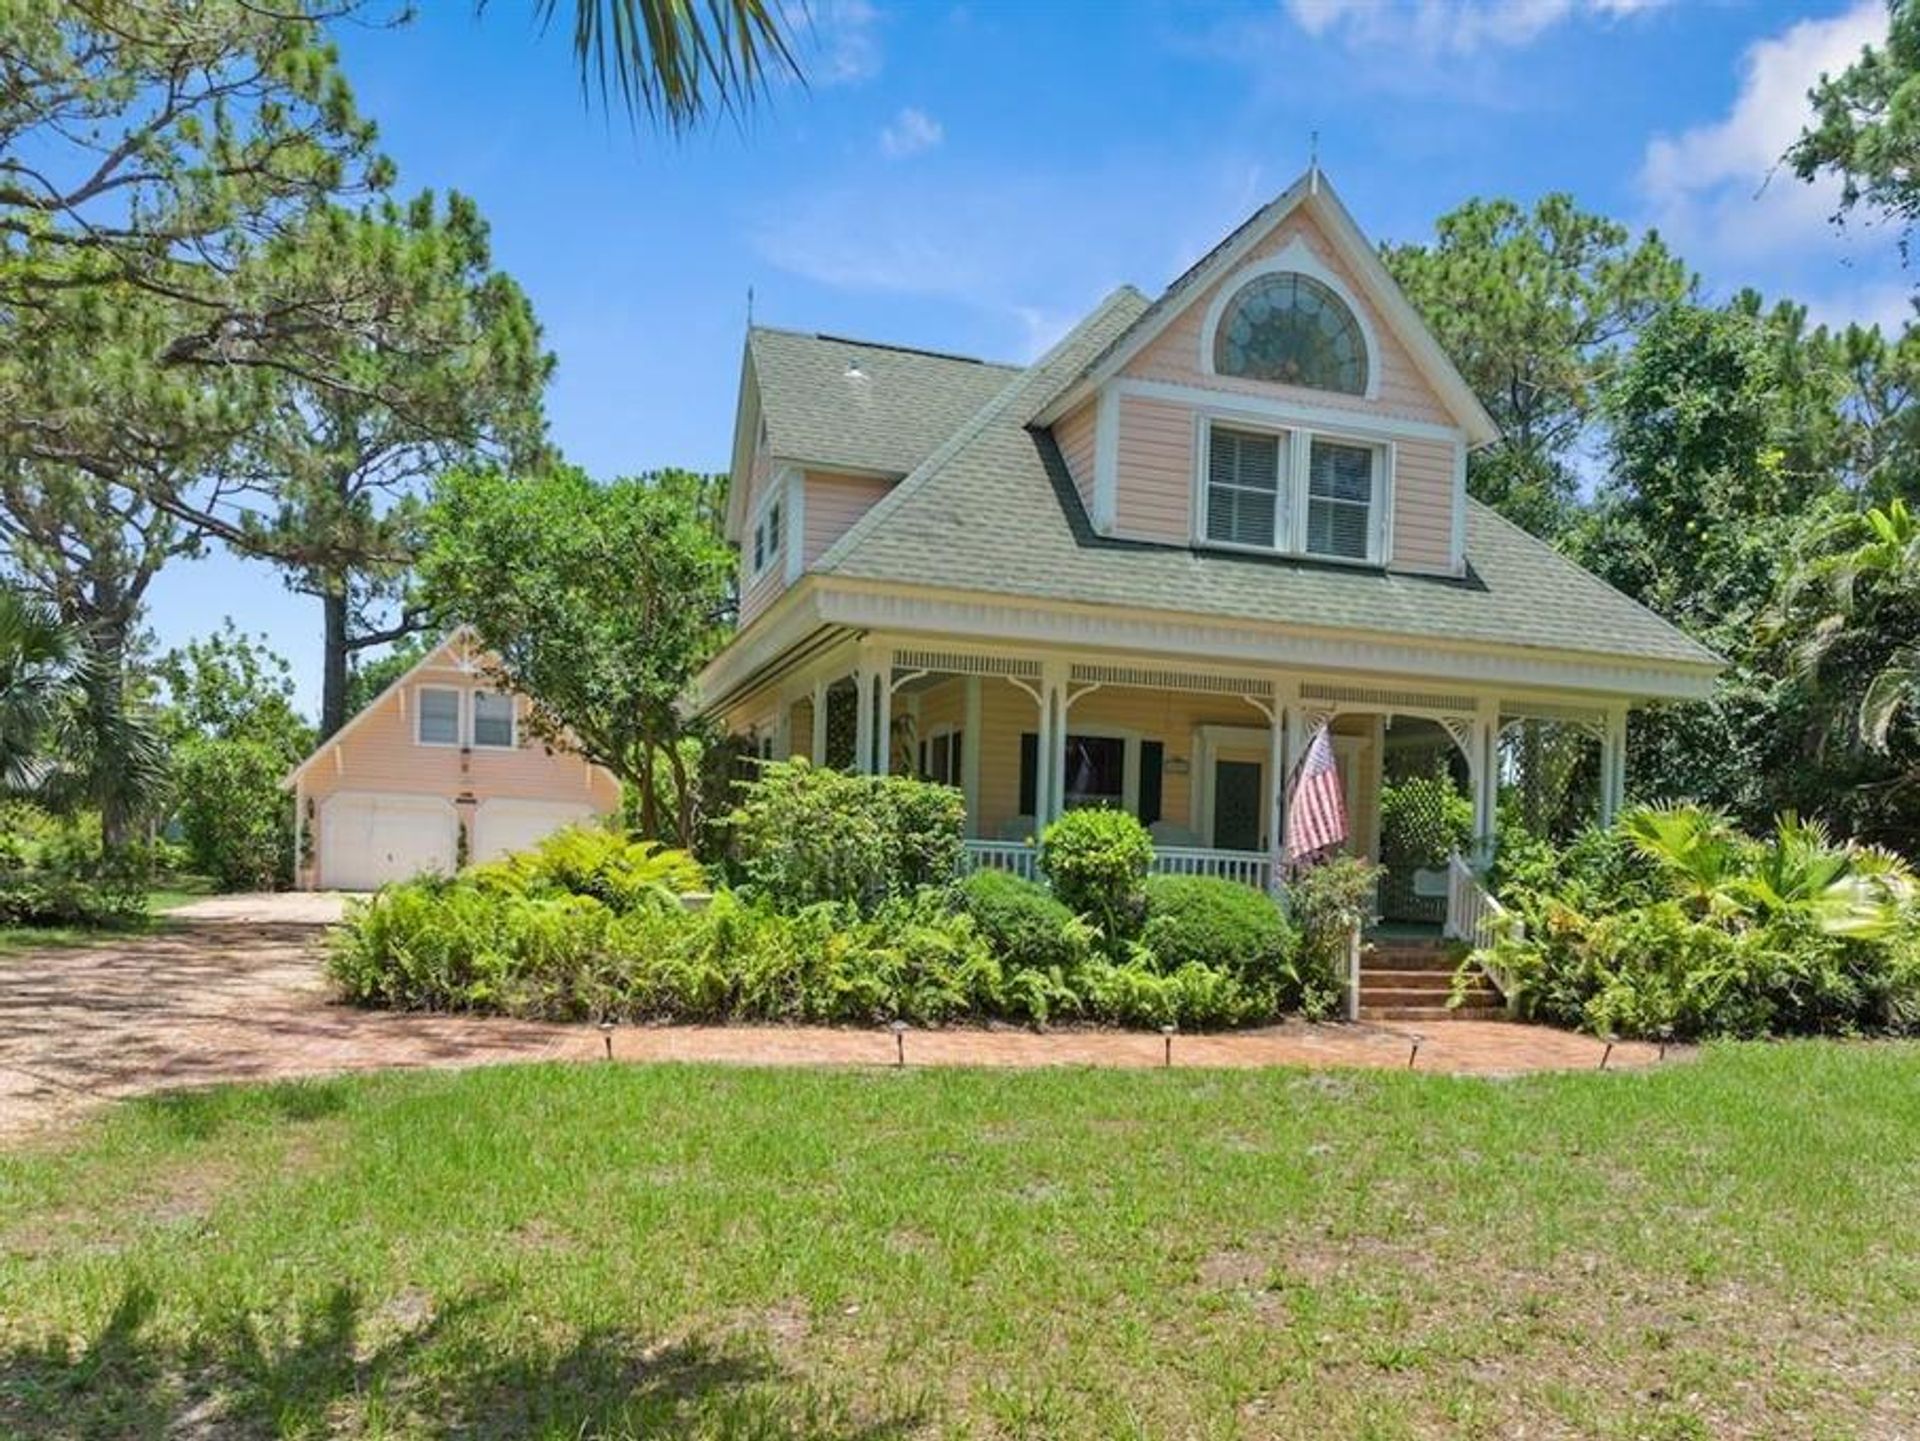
<box><xmin>813</xmin><ymin>587</ymin><xmax>1717</xmax><ymax>702</ymax></box>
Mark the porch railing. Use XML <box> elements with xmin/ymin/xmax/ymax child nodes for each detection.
<box><xmin>1443</xmin><ymin>850</ymin><xmax>1519</xmax><ymax>1000</ymax></box>
<box><xmin>959</xmin><ymin>841</ymin><xmax>1273</xmax><ymax>892</ymax></box>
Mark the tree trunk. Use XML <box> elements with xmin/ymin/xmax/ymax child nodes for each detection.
<box><xmin>87</xmin><ymin>616</ymin><xmax>135</xmax><ymax>853</ymax></box>
<box><xmin>320</xmin><ymin>586</ymin><xmax>350</xmax><ymax>739</ymax></box>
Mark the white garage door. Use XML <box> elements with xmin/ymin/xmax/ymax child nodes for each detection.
<box><xmin>472</xmin><ymin>798</ymin><xmax>594</xmax><ymax>865</ymax></box>
<box><xmin>320</xmin><ymin>792</ymin><xmax>459</xmax><ymax>891</ymax></box>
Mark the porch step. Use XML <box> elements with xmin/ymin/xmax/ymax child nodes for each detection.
<box><xmin>1359</xmin><ymin>1002</ymin><xmax>1507</xmax><ymax>1022</ymax></box>
<box><xmin>1357</xmin><ymin>938</ymin><xmax>1504</xmax><ymax>1021</ymax></box>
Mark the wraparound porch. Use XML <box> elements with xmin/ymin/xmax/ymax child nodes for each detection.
<box><xmin>728</xmin><ymin>635</ymin><xmax>1631</xmax><ymax>925</ymax></box>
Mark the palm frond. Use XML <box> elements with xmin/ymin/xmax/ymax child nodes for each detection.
<box><xmin>1858</xmin><ymin>645</ymin><xmax>1920</xmax><ymax>751</ymax></box>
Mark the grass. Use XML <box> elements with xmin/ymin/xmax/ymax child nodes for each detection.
<box><xmin>0</xmin><ymin>879</ymin><xmax>215</xmax><ymax>957</ymax></box>
<box><xmin>1</xmin><ymin>1044</ymin><xmax>1916</xmax><ymax>1439</ymax></box>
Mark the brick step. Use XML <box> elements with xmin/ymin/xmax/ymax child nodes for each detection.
<box><xmin>1360</xmin><ymin>986</ymin><xmax>1494</xmax><ymax>1008</ymax></box>
<box><xmin>1364</xmin><ymin>951</ymin><xmax>1459</xmax><ymax>973</ymax></box>
<box><xmin>1362</xmin><ymin>967</ymin><xmax>1490</xmax><ymax>992</ymax></box>
<box><xmin>1359</xmin><ymin>1002</ymin><xmax>1507</xmax><ymax>1022</ymax></box>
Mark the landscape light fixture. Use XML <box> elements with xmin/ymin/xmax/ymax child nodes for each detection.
<box><xmin>1406</xmin><ymin>1033</ymin><xmax>1424</xmax><ymax>1070</ymax></box>
<box><xmin>1598</xmin><ymin>1033</ymin><xmax>1617</xmax><ymax>1071</ymax></box>
<box><xmin>599</xmin><ymin>1019</ymin><xmax>615</xmax><ymax>1061</ymax></box>
<box><xmin>890</xmin><ymin>1018</ymin><xmax>908</xmax><ymax>1068</ymax></box>
<box><xmin>1656</xmin><ymin>1025</ymin><xmax>1674</xmax><ymax>1062</ymax></box>
<box><xmin>1159</xmin><ymin>1024</ymin><xmax>1175</xmax><ymax>1069</ymax></box>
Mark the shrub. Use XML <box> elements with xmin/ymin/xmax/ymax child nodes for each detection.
<box><xmin>1142</xmin><ymin>874</ymin><xmax>1297</xmax><ymax>979</ymax></box>
<box><xmin>468</xmin><ymin>824</ymin><xmax>704</xmax><ymax>914</ymax></box>
<box><xmin>172</xmin><ymin>736</ymin><xmax>293</xmax><ymax>891</ymax></box>
<box><xmin>1039</xmin><ymin>808</ymin><xmax>1152</xmax><ymax>946</ymax></box>
<box><xmin>959</xmin><ymin>869</ymin><xmax>1090</xmax><ymax>972</ymax></box>
<box><xmin>1282</xmin><ymin>854</ymin><xmax>1384</xmax><ymax>1020</ymax></box>
<box><xmin>727</xmin><ymin>760</ymin><xmax>964</xmax><ymax>913</ymax></box>
<box><xmin>0</xmin><ymin>805</ymin><xmax>153</xmax><ymax>927</ymax></box>
<box><xmin>1481</xmin><ymin>805</ymin><xmax>1920</xmax><ymax>1040</ymax></box>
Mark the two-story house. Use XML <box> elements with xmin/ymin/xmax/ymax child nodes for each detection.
<box><xmin>693</xmin><ymin>169</ymin><xmax>1720</xmax><ymax>917</ymax></box>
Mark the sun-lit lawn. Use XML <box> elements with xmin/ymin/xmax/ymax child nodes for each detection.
<box><xmin>1</xmin><ymin>1043</ymin><xmax>1915</xmax><ymax>1439</ymax></box>
<box><xmin>0</xmin><ymin>881</ymin><xmax>215</xmax><ymax>958</ymax></box>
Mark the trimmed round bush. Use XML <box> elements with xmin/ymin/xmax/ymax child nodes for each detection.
<box><xmin>959</xmin><ymin>868</ymin><xmax>1089</xmax><ymax>973</ymax></box>
<box><xmin>1038</xmin><ymin>808</ymin><xmax>1153</xmax><ymax>944</ymax></box>
<box><xmin>1142</xmin><ymin>874</ymin><xmax>1298</xmax><ymax>979</ymax></box>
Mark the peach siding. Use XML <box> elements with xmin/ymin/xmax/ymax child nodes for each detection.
<box><xmin>1052</xmin><ymin>398</ymin><xmax>1099</xmax><ymax>518</ymax></box>
<box><xmin>296</xmin><ymin>656</ymin><xmax>620</xmax><ymax>886</ymax></box>
<box><xmin>1121</xmin><ymin>208</ymin><xmax>1452</xmax><ymax>426</ymax></box>
<box><xmin>1391</xmin><ymin>436</ymin><xmax>1458</xmax><ymax>575</ymax></box>
<box><xmin>803</xmin><ymin>470</ymin><xmax>893</xmax><ymax>566</ymax></box>
<box><xmin>1113</xmin><ymin>394</ymin><xmax>1195</xmax><ymax>543</ymax></box>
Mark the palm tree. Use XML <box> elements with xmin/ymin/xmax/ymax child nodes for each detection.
<box><xmin>0</xmin><ymin>589</ymin><xmax>89</xmax><ymax>797</ymax></box>
<box><xmin>0</xmin><ymin>587</ymin><xmax>168</xmax><ymax>848</ymax></box>
<box><xmin>514</xmin><ymin>0</ymin><xmax>802</xmax><ymax>125</ymax></box>
<box><xmin>1784</xmin><ymin>497</ymin><xmax>1920</xmax><ymax>753</ymax></box>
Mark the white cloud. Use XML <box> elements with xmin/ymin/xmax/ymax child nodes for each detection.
<box><xmin>879</xmin><ymin>106</ymin><xmax>944</xmax><ymax>158</ymax></box>
<box><xmin>1641</xmin><ymin>0</ymin><xmax>1885</xmax><ymax>264</ymax></box>
<box><xmin>1283</xmin><ymin>0</ymin><xmax>1671</xmax><ymax>57</ymax></box>
<box><xmin>801</xmin><ymin>0</ymin><xmax>883</xmax><ymax>85</ymax></box>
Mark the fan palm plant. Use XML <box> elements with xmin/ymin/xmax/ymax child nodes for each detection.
<box><xmin>0</xmin><ymin>589</ymin><xmax>90</xmax><ymax>797</ymax></box>
<box><xmin>513</xmin><ymin>0</ymin><xmax>802</xmax><ymax>125</ymax></box>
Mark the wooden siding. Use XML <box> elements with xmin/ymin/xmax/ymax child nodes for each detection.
<box><xmin>1052</xmin><ymin>398</ymin><xmax>1099</xmax><ymax>519</ymax></box>
<box><xmin>297</xmin><ymin>657</ymin><xmax>619</xmax><ymax>885</ymax></box>
<box><xmin>1113</xmin><ymin>394</ymin><xmax>1195</xmax><ymax>543</ymax></box>
<box><xmin>1121</xmin><ymin>208</ymin><xmax>1452</xmax><ymax>426</ymax></box>
<box><xmin>803</xmin><ymin>470</ymin><xmax>892</xmax><ymax>566</ymax></box>
<box><xmin>1390</xmin><ymin>436</ymin><xmax>1456</xmax><ymax>575</ymax></box>
<box><xmin>737</xmin><ymin>440</ymin><xmax>784</xmax><ymax>628</ymax></box>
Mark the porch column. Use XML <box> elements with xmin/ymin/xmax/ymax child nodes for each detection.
<box><xmin>1470</xmin><ymin>698</ymin><xmax>1501</xmax><ymax>865</ymax></box>
<box><xmin>853</xmin><ymin>641</ymin><xmax>889</xmax><ymax>776</ymax></box>
<box><xmin>1600</xmin><ymin>705</ymin><xmax>1628</xmax><ymax>824</ymax></box>
<box><xmin>961</xmin><ymin>676</ymin><xmax>983</xmax><ymax>838</ymax></box>
<box><xmin>1266</xmin><ymin>702</ymin><xmax>1288</xmax><ymax>886</ymax></box>
<box><xmin>1043</xmin><ymin>660</ymin><xmax>1072</xmax><ymax>824</ymax></box>
<box><xmin>810</xmin><ymin>679</ymin><xmax>828</xmax><ymax>764</ymax></box>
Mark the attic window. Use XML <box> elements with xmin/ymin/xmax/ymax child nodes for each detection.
<box><xmin>1213</xmin><ymin>271</ymin><xmax>1368</xmax><ymax>396</ymax></box>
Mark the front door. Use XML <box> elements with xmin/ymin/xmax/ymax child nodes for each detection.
<box><xmin>1212</xmin><ymin>760</ymin><xmax>1263</xmax><ymax>851</ymax></box>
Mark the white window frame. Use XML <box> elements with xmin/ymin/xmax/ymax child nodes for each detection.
<box><xmin>749</xmin><ymin>482</ymin><xmax>785</xmax><ymax>581</ymax></box>
<box><xmin>1195</xmin><ymin>412</ymin><xmax>1392</xmax><ymax>567</ymax></box>
<box><xmin>470</xmin><ymin>689</ymin><xmax>518</xmax><ymax>750</ymax></box>
<box><xmin>415</xmin><ymin>685</ymin><xmax>463</xmax><ymax>748</ymax></box>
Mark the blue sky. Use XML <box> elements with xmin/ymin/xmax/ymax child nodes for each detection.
<box><xmin>144</xmin><ymin>0</ymin><xmax>1907</xmax><ymax>714</ymax></box>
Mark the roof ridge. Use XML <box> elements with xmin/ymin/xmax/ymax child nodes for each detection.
<box><xmin>751</xmin><ymin>324</ymin><xmax>1019</xmax><ymax>370</ymax></box>
<box><xmin>812</xmin><ymin>288</ymin><xmax>1150</xmax><ymax>577</ymax></box>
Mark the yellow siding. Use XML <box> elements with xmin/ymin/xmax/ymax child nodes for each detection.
<box><xmin>297</xmin><ymin>656</ymin><xmax>620</xmax><ymax>885</ymax></box>
<box><xmin>1052</xmin><ymin>398</ymin><xmax>1099</xmax><ymax>519</ymax></box>
<box><xmin>1113</xmin><ymin>395</ymin><xmax>1194</xmax><ymax>543</ymax></box>
<box><xmin>804</xmin><ymin>470</ymin><xmax>892</xmax><ymax>566</ymax></box>
<box><xmin>1121</xmin><ymin>208</ymin><xmax>1452</xmax><ymax>426</ymax></box>
<box><xmin>1390</xmin><ymin>437</ymin><xmax>1457</xmax><ymax>575</ymax></box>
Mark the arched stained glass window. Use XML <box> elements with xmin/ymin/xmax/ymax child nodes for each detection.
<box><xmin>1212</xmin><ymin>272</ymin><xmax>1368</xmax><ymax>396</ymax></box>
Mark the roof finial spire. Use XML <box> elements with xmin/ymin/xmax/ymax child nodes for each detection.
<box><xmin>746</xmin><ymin>284</ymin><xmax>755</xmax><ymax>327</ymax></box>
<box><xmin>1309</xmin><ymin>130</ymin><xmax>1320</xmax><ymax>191</ymax></box>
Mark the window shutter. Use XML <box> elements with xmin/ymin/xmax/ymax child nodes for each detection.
<box><xmin>1019</xmin><ymin>732</ymin><xmax>1038</xmax><ymax>816</ymax></box>
<box><xmin>1139</xmin><ymin>741</ymin><xmax>1164</xmax><ymax>826</ymax></box>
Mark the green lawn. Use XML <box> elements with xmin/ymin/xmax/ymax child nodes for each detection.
<box><xmin>1</xmin><ymin>1045</ymin><xmax>1916</xmax><ymax>1439</ymax></box>
<box><xmin>0</xmin><ymin>881</ymin><xmax>215</xmax><ymax>957</ymax></box>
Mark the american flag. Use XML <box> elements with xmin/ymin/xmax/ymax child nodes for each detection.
<box><xmin>1283</xmin><ymin>723</ymin><xmax>1348</xmax><ymax>866</ymax></box>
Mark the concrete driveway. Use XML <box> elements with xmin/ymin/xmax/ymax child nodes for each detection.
<box><xmin>168</xmin><ymin>891</ymin><xmax>352</xmax><ymax>925</ymax></box>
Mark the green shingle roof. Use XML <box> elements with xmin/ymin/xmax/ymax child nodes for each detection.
<box><xmin>803</xmin><ymin>293</ymin><xmax>1720</xmax><ymax>674</ymax></box>
<box><xmin>748</xmin><ymin>327</ymin><xmax>1018</xmax><ymax>477</ymax></box>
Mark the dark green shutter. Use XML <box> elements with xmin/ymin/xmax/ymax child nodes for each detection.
<box><xmin>1139</xmin><ymin>741</ymin><xmax>1164</xmax><ymax>826</ymax></box>
<box><xmin>1019</xmin><ymin>732</ymin><xmax>1038</xmax><ymax>816</ymax></box>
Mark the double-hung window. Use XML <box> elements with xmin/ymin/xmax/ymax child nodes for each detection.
<box><xmin>1306</xmin><ymin>438</ymin><xmax>1378</xmax><ymax>561</ymax></box>
<box><xmin>1204</xmin><ymin>425</ymin><xmax>1285</xmax><ymax>548</ymax></box>
<box><xmin>919</xmin><ymin>728</ymin><xmax>964</xmax><ymax>787</ymax></box>
<box><xmin>1201</xmin><ymin>417</ymin><xmax>1385</xmax><ymax>564</ymax></box>
<box><xmin>417</xmin><ymin>687</ymin><xmax>461</xmax><ymax>746</ymax></box>
<box><xmin>750</xmin><ymin>490</ymin><xmax>784</xmax><ymax>578</ymax></box>
<box><xmin>472</xmin><ymin>691</ymin><xmax>516</xmax><ymax>748</ymax></box>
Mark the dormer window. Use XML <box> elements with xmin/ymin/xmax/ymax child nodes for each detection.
<box><xmin>1198</xmin><ymin>416</ymin><xmax>1388</xmax><ymax>565</ymax></box>
<box><xmin>1213</xmin><ymin>271</ymin><xmax>1368</xmax><ymax>396</ymax></box>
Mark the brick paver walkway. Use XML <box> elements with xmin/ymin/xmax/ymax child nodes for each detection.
<box><xmin>1</xmin><ymin>916</ymin><xmax>1667</xmax><ymax>1142</ymax></box>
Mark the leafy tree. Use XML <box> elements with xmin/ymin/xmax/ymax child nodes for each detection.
<box><xmin>345</xmin><ymin>635</ymin><xmax>436</xmax><ymax>717</ymax></box>
<box><xmin>156</xmin><ymin>624</ymin><xmax>312</xmax><ymax>758</ymax></box>
<box><xmin>418</xmin><ymin>466</ymin><xmax>734</xmax><ymax>844</ymax></box>
<box><xmin>1382</xmin><ymin>194</ymin><xmax>1691</xmax><ymax>536</ymax></box>
<box><xmin>1788</xmin><ymin>0</ymin><xmax>1920</xmax><ymax>258</ymax></box>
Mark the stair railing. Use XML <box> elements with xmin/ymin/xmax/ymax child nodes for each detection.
<box><xmin>1443</xmin><ymin>850</ymin><xmax>1520</xmax><ymax>1001</ymax></box>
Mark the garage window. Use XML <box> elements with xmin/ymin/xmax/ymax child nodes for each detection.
<box><xmin>472</xmin><ymin>691</ymin><xmax>516</xmax><ymax>748</ymax></box>
<box><xmin>417</xmin><ymin>687</ymin><xmax>460</xmax><ymax>746</ymax></box>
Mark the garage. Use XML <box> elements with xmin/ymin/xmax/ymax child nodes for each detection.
<box><xmin>319</xmin><ymin>792</ymin><xmax>459</xmax><ymax>891</ymax></box>
<box><xmin>472</xmin><ymin>797</ymin><xmax>594</xmax><ymax>865</ymax></box>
